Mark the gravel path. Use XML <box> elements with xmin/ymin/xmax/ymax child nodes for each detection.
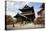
<box><xmin>6</xmin><ymin>23</ymin><xmax>44</xmax><ymax>30</ymax></box>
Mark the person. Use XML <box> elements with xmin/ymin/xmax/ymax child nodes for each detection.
<box><xmin>13</xmin><ymin>22</ymin><xmax>15</xmax><ymax>27</ymax></box>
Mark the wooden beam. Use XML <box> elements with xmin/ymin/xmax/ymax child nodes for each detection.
<box><xmin>21</xmin><ymin>13</ymin><xmax>34</xmax><ymax>15</ymax></box>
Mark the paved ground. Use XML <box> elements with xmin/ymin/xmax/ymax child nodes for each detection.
<box><xmin>6</xmin><ymin>22</ymin><xmax>44</xmax><ymax>30</ymax></box>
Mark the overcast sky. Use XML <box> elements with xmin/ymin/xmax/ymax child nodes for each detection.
<box><xmin>6</xmin><ymin>1</ymin><xmax>43</xmax><ymax>17</ymax></box>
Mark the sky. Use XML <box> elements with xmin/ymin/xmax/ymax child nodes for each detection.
<box><xmin>6</xmin><ymin>1</ymin><xmax>43</xmax><ymax>17</ymax></box>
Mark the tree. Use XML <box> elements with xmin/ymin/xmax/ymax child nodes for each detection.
<box><xmin>5</xmin><ymin>15</ymin><xmax>13</xmax><ymax>25</ymax></box>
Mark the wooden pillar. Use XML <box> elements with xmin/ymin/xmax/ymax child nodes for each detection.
<box><xmin>21</xmin><ymin>18</ymin><xmax>23</xmax><ymax>24</ymax></box>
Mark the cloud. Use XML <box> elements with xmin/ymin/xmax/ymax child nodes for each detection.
<box><xmin>6</xmin><ymin>1</ymin><xmax>26</xmax><ymax>16</ymax></box>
